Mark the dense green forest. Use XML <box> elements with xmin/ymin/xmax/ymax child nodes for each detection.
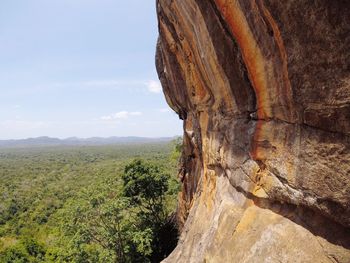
<box><xmin>0</xmin><ymin>141</ymin><xmax>181</xmax><ymax>262</ymax></box>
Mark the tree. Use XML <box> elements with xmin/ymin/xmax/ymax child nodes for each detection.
<box><xmin>122</xmin><ymin>159</ymin><xmax>169</xmax><ymax>226</ymax></box>
<box><xmin>59</xmin><ymin>182</ymin><xmax>154</xmax><ymax>263</ymax></box>
<box><xmin>0</xmin><ymin>238</ymin><xmax>45</xmax><ymax>263</ymax></box>
<box><xmin>0</xmin><ymin>246</ymin><xmax>29</xmax><ymax>263</ymax></box>
<box><xmin>57</xmin><ymin>159</ymin><xmax>178</xmax><ymax>263</ymax></box>
<box><xmin>170</xmin><ymin>137</ymin><xmax>183</xmax><ymax>166</ymax></box>
<box><xmin>122</xmin><ymin>159</ymin><xmax>178</xmax><ymax>262</ymax></box>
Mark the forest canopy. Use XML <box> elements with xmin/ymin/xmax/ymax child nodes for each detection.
<box><xmin>0</xmin><ymin>141</ymin><xmax>182</xmax><ymax>262</ymax></box>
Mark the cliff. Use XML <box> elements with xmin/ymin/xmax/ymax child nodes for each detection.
<box><xmin>155</xmin><ymin>0</ymin><xmax>350</xmax><ymax>262</ymax></box>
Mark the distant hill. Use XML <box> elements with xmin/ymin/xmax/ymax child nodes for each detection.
<box><xmin>0</xmin><ymin>136</ymin><xmax>176</xmax><ymax>148</ymax></box>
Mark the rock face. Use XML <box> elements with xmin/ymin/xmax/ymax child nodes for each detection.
<box><xmin>156</xmin><ymin>0</ymin><xmax>350</xmax><ymax>262</ymax></box>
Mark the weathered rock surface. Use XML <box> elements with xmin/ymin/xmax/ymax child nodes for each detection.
<box><xmin>156</xmin><ymin>0</ymin><xmax>350</xmax><ymax>262</ymax></box>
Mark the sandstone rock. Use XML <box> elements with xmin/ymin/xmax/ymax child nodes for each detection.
<box><xmin>156</xmin><ymin>0</ymin><xmax>350</xmax><ymax>262</ymax></box>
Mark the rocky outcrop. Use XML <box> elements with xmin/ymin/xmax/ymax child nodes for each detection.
<box><xmin>156</xmin><ymin>0</ymin><xmax>350</xmax><ymax>262</ymax></box>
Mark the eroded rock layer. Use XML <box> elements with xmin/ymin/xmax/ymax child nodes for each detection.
<box><xmin>156</xmin><ymin>0</ymin><xmax>350</xmax><ymax>262</ymax></box>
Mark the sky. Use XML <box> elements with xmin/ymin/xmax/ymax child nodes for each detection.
<box><xmin>0</xmin><ymin>0</ymin><xmax>182</xmax><ymax>139</ymax></box>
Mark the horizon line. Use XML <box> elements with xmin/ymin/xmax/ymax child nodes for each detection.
<box><xmin>0</xmin><ymin>135</ymin><xmax>183</xmax><ymax>141</ymax></box>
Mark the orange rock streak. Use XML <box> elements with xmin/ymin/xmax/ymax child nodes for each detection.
<box><xmin>258</xmin><ymin>0</ymin><xmax>296</xmax><ymax>122</ymax></box>
<box><xmin>214</xmin><ymin>0</ymin><xmax>271</xmax><ymax>119</ymax></box>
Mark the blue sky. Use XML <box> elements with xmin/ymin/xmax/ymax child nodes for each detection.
<box><xmin>0</xmin><ymin>0</ymin><xmax>182</xmax><ymax>139</ymax></box>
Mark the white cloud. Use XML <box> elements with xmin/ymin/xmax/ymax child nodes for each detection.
<box><xmin>146</xmin><ymin>80</ymin><xmax>162</xmax><ymax>93</ymax></box>
<box><xmin>101</xmin><ymin>111</ymin><xmax>142</xmax><ymax>121</ymax></box>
